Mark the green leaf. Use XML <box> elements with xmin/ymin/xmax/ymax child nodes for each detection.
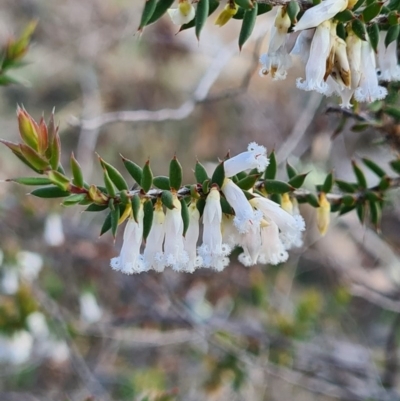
<box><xmin>122</xmin><ymin>155</ymin><xmax>143</xmax><ymax>185</ymax></box>
<box><xmin>288</xmin><ymin>173</ymin><xmax>308</xmax><ymax>189</ymax></box>
<box><xmin>236</xmin><ymin>174</ymin><xmax>260</xmax><ymax>190</ymax></box>
<box><xmin>270</xmin><ymin>193</ymin><xmax>281</xmax><ymax>205</ymax></box>
<box><xmin>49</xmin><ymin>131</ymin><xmax>61</xmax><ymax>171</ymax></box>
<box><xmin>384</xmin><ymin>105</ymin><xmax>400</xmax><ymax>120</ymax></box>
<box><xmin>264</xmin><ymin>150</ymin><xmax>276</xmax><ymax>179</ymax></box>
<box><xmin>306</xmin><ymin>193</ymin><xmax>320</xmax><ymax>208</ymax></box>
<box><xmin>352</xmin><ymin>19</ymin><xmax>367</xmax><ymax>40</ymax></box>
<box><xmin>19</xmin><ymin>144</ymin><xmax>49</xmax><ymax>171</ymax></box>
<box><xmin>220</xmin><ymin>197</ymin><xmax>234</xmax><ymax>214</ymax></box>
<box><xmin>356</xmin><ymin>203</ymin><xmax>365</xmax><ymax>223</ymax></box>
<box><xmin>342</xmin><ymin>195</ymin><xmax>355</xmax><ymax>206</ymax></box>
<box><xmin>161</xmin><ymin>190</ymin><xmax>175</xmax><ymax>209</ymax></box>
<box><xmin>85</xmin><ymin>204</ymin><xmax>108</xmax><ymax>212</ymax></box>
<box><xmin>390</xmin><ymin>158</ymin><xmax>400</xmax><ymax>174</ymax></box>
<box><xmin>153</xmin><ymin>176</ymin><xmax>170</xmax><ymax>190</ymax></box>
<box><xmin>264</xmin><ymin>179</ymin><xmax>292</xmax><ymax>194</ymax></box>
<box><xmin>146</xmin><ymin>0</ymin><xmax>175</xmax><ymax>25</ymax></box>
<box><xmin>131</xmin><ymin>195</ymin><xmax>141</xmax><ymax>223</ymax></box>
<box><xmin>195</xmin><ymin>161</ymin><xmax>209</xmax><ymax>183</ymax></box>
<box><xmin>287</xmin><ymin>0</ymin><xmax>300</xmax><ymax>24</ymax></box>
<box><xmin>195</xmin><ymin>0</ymin><xmax>209</xmax><ymax>40</ymax></box>
<box><xmin>351</xmin><ymin>122</ymin><xmax>371</xmax><ymax>132</ymax></box>
<box><xmin>352</xmin><ymin>161</ymin><xmax>367</xmax><ymax>189</ymax></box>
<box><xmin>337</xmin><ymin>22</ymin><xmax>346</xmax><ymax>40</ymax></box>
<box><xmin>322</xmin><ymin>172</ymin><xmax>334</xmax><ymax>193</ymax></box>
<box><xmin>362</xmin><ymin>2</ymin><xmax>382</xmax><ymax>23</ymax></box>
<box><xmin>180</xmin><ymin>0</ymin><xmax>219</xmax><ymax>30</ymax></box>
<box><xmin>180</xmin><ymin>198</ymin><xmax>190</xmax><ymax>236</ymax></box>
<box><xmin>141</xmin><ymin>160</ymin><xmax>153</xmax><ymax>193</ymax></box>
<box><xmin>70</xmin><ymin>153</ymin><xmax>84</xmax><ymax>188</ymax></box>
<box><xmin>339</xmin><ymin>204</ymin><xmax>357</xmax><ymax>215</ymax></box>
<box><xmin>211</xmin><ymin>162</ymin><xmax>225</xmax><ymax>188</ymax></box>
<box><xmin>385</xmin><ymin>24</ymin><xmax>400</xmax><ymax>47</ymax></box>
<box><xmin>367</xmin><ymin>22</ymin><xmax>380</xmax><ymax>52</ymax></box>
<box><xmin>388</xmin><ymin>0</ymin><xmax>400</xmax><ymax>11</ymax></box>
<box><xmin>286</xmin><ymin>162</ymin><xmax>297</xmax><ymax>179</ymax></box>
<box><xmin>379</xmin><ymin>176</ymin><xmax>391</xmax><ymax>190</ymax></box>
<box><xmin>335</xmin><ymin>9</ymin><xmax>354</xmax><ymax>23</ymax></box>
<box><xmin>138</xmin><ymin>0</ymin><xmax>158</xmax><ymax>29</ymax></box>
<box><xmin>31</xmin><ymin>186</ymin><xmax>70</xmax><ymax>198</ymax></box>
<box><xmin>336</xmin><ymin>179</ymin><xmax>357</xmax><ymax>193</ymax></box>
<box><xmin>48</xmin><ymin>170</ymin><xmax>70</xmax><ymax>191</ymax></box>
<box><xmin>362</xmin><ymin>158</ymin><xmax>386</xmax><ymax>177</ymax></box>
<box><xmin>235</xmin><ymin>0</ymin><xmax>253</xmax><ymax>10</ymax></box>
<box><xmin>143</xmin><ymin>200</ymin><xmax>154</xmax><ymax>240</ymax></box>
<box><xmin>100</xmin><ymin>212</ymin><xmax>112</xmax><ymax>236</ymax></box>
<box><xmin>256</xmin><ymin>3</ymin><xmax>272</xmax><ymax>15</ymax></box>
<box><xmin>101</xmin><ymin>159</ymin><xmax>129</xmax><ymax>191</ymax></box>
<box><xmin>62</xmin><ymin>193</ymin><xmax>86</xmax><ymax>207</ymax></box>
<box><xmin>352</xmin><ymin>0</ymin><xmax>366</xmax><ymax>11</ymax></box>
<box><xmin>369</xmin><ymin>200</ymin><xmax>381</xmax><ymax>229</ymax></box>
<box><xmin>111</xmin><ymin>203</ymin><xmax>120</xmax><ymax>238</ymax></box>
<box><xmin>103</xmin><ymin>169</ymin><xmax>116</xmax><ymax>197</ymax></box>
<box><xmin>6</xmin><ymin>177</ymin><xmax>52</xmax><ymax>186</ymax></box>
<box><xmin>169</xmin><ymin>156</ymin><xmax>183</xmax><ymax>190</ymax></box>
<box><xmin>196</xmin><ymin>197</ymin><xmax>206</xmax><ymax>217</ymax></box>
<box><xmin>238</xmin><ymin>2</ymin><xmax>257</xmax><ymax>50</ymax></box>
<box><xmin>202</xmin><ymin>179</ymin><xmax>210</xmax><ymax>194</ymax></box>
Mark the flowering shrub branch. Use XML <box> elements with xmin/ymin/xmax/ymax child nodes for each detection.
<box><xmin>2</xmin><ymin>108</ymin><xmax>400</xmax><ymax>273</ymax></box>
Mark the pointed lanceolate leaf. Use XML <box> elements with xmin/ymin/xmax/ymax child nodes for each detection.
<box><xmin>169</xmin><ymin>156</ymin><xmax>183</xmax><ymax>191</ymax></box>
<box><xmin>146</xmin><ymin>0</ymin><xmax>175</xmax><ymax>25</ymax></box>
<box><xmin>238</xmin><ymin>2</ymin><xmax>257</xmax><ymax>50</ymax></box>
<box><xmin>49</xmin><ymin>131</ymin><xmax>61</xmax><ymax>170</ymax></box>
<box><xmin>7</xmin><ymin>177</ymin><xmax>52</xmax><ymax>186</ymax></box>
<box><xmin>103</xmin><ymin>169</ymin><xmax>116</xmax><ymax>197</ymax></box>
<box><xmin>70</xmin><ymin>153</ymin><xmax>84</xmax><ymax>188</ymax></box>
<box><xmin>287</xmin><ymin>0</ymin><xmax>300</xmax><ymax>23</ymax></box>
<box><xmin>100</xmin><ymin>212</ymin><xmax>112</xmax><ymax>236</ymax></box>
<box><xmin>101</xmin><ymin>159</ymin><xmax>128</xmax><ymax>191</ymax></box>
<box><xmin>369</xmin><ymin>200</ymin><xmax>381</xmax><ymax>229</ymax></box>
<box><xmin>161</xmin><ymin>190</ymin><xmax>175</xmax><ymax>209</ymax></box>
<box><xmin>236</xmin><ymin>174</ymin><xmax>260</xmax><ymax>190</ymax></box>
<box><xmin>85</xmin><ymin>204</ymin><xmax>108</xmax><ymax>212</ymax></box>
<box><xmin>62</xmin><ymin>194</ymin><xmax>87</xmax><ymax>206</ymax></box>
<box><xmin>352</xmin><ymin>19</ymin><xmax>367</xmax><ymax>41</ymax></box>
<box><xmin>180</xmin><ymin>198</ymin><xmax>190</xmax><ymax>236</ymax></box>
<box><xmin>153</xmin><ymin>176</ymin><xmax>170</xmax><ymax>190</ymax></box>
<box><xmin>195</xmin><ymin>161</ymin><xmax>209</xmax><ymax>183</ymax></box>
<box><xmin>335</xmin><ymin>9</ymin><xmax>354</xmax><ymax>23</ymax></box>
<box><xmin>19</xmin><ymin>144</ymin><xmax>49</xmax><ymax>171</ymax></box>
<box><xmin>367</xmin><ymin>23</ymin><xmax>380</xmax><ymax>52</ymax></box>
<box><xmin>322</xmin><ymin>172</ymin><xmax>334</xmax><ymax>193</ymax></box>
<box><xmin>356</xmin><ymin>203</ymin><xmax>365</xmax><ymax>223</ymax></box>
<box><xmin>362</xmin><ymin>2</ymin><xmax>382</xmax><ymax>23</ymax></box>
<box><xmin>336</xmin><ymin>179</ymin><xmax>357</xmax><ymax>193</ymax></box>
<box><xmin>220</xmin><ymin>197</ymin><xmax>234</xmax><ymax>214</ymax></box>
<box><xmin>306</xmin><ymin>193</ymin><xmax>320</xmax><ymax>208</ymax></box>
<box><xmin>286</xmin><ymin>162</ymin><xmax>297</xmax><ymax>179</ymax></box>
<box><xmin>143</xmin><ymin>200</ymin><xmax>154</xmax><ymax>240</ymax></box>
<box><xmin>264</xmin><ymin>179</ymin><xmax>292</xmax><ymax>194</ymax></box>
<box><xmin>264</xmin><ymin>150</ymin><xmax>277</xmax><ymax>179</ymax></box>
<box><xmin>17</xmin><ymin>107</ymin><xmax>39</xmax><ymax>151</ymax></box>
<box><xmin>31</xmin><ymin>186</ymin><xmax>70</xmax><ymax>198</ymax></box>
<box><xmin>195</xmin><ymin>0</ymin><xmax>209</xmax><ymax>40</ymax></box>
<box><xmin>179</xmin><ymin>0</ymin><xmax>219</xmax><ymax>31</ymax></box>
<box><xmin>385</xmin><ymin>24</ymin><xmax>400</xmax><ymax>47</ymax></box>
<box><xmin>362</xmin><ymin>158</ymin><xmax>386</xmax><ymax>177</ymax></box>
<box><xmin>141</xmin><ymin>160</ymin><xmax>153</xmax><ymax>193</ymax></box>
<box><xmin>339</xmin><ymin>204</ymin><xmax>357</xmax><ymax>215</ymax></box>
<box><xmin>202</xmin><ymin>179</ymin><xmax>210</xmax><ymax>194</ymax></box>
<box><xmin>390</xmin><ymin>158</ymin><xmax>400</xmax><ymax>174</ymax></box>
<box><xmin>131</xmin><ymin>195</ymin><xmax>141</xmax><ymax>223</ymax></box>
<box><xmin>110</xmin><ymin>203</ymin><xmax>120</xmax><ymax>239</ymax></box>
<box><xmin>122</xmin><ymin>155</ymin><xmax>143</xmax><ymax>185</ymax></box>
<box><xmin>352</xmin><ymin>0</ymin><xmax>366</xmax><ymax>11</ymax></box>
<box><xmin>352</xmin><ymin>160</ymin><xmax>367</xmax><ymax>189</ymax></box>
<box><xmin>196</xmin><ymin>197</ymin><xmax>205</xmax><ymax>217</ymax></box>
<box><xmin>138</xmin><ymin>0</ymin><xmax>158</xmax><ymax>30</ymax></box>
<box><xmin>235</xmin><ymin>0</ymin><xmax>253</xmax><ymax>10</ymax></box>
<box><xmin>48</xmin><ymin>170</ymin><xmax>70</xmax><ymax>191</ymax></box>
<box><xmin>288</xmin><ymin>173</ymin><xmax>308</xmax><ymax>189</ymax></box>
<box><xmin>211</xmin><ymin>162</ymin><xmax>225</xmax><ymax>188</ymax></box>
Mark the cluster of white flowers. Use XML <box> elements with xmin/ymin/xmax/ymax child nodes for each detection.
<box><xmin>260</xmin><ymin>0</ymin><xmax>399</xmax><ymax>108</ymax></box>
<box><xmin>110</xmin><ymin>143</ymin><xmax>305</xmax><ymax>274</ymax></box>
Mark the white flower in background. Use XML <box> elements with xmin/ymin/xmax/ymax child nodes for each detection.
<box><xmin>293</xmin><ymin>0</ymin><xmax>348</xmax><ymax>32</ymax></box>
<box><xmin>27</xmin><ymin>312</ymin><xmax>49</xmax><ymax>339</ymax></box>
<box><xmin>143</xmin><ymin>201</ymin><xmax>166</xmax><ymax>272</ymax></box>
<box><xmin>80</xmin><ymin>292</ymin><xmax>103</xmax><ymax>324</ymax></box>
<box><xmin>224</xmin><ymin>142</ymin><xmax>269</xmax><ymax>177</ymax></box>
<box><xmin>43</xmin><ymin>213</ymin><xmax>65</xmax><ymax>247</ymax></box>
<box><xmin>168</xmin><ymin>0</ymin><xmax>195</xmax><ymax>25</ymax></box>
<box><xmin>184</xmin><ymin>202</ymin><xmax>202</xmax><ymax>273</ymax></box>
<box><xmin>164</xmin><ymin>194</ymin><xmax>189</xmax><ymax>271</ymax></box>
<box><xmin>296</xmin><ymin>20</ymin><xmax>332</xmax><ymax>93</ymax></box>
<box><xmin>0</xmin><ymin>331</ymin><xmax>33</xmax><ymax>365</ymax></box>
<box><xmin>17</xmin><ymin>251</ymin><xmax>43</xmax><ymax>281</ymax></box>
<box><xmin>198</xmin><ymin>187</ymin><xmax>231</xmax><ymax>271</ymax></box>
<box><xmin>377</xmin><ymin>31</ymin><xmax>400</xmax><ymax>82</ymax></box>
<box><xmin>1</xmin><ymin>269</ymin><xmax>19</xmax><ymax>294</ymax></box>
<box><xmin>46</xmin><ymin>340</ymin><xmax>69</xmax><ymax>364</ymax></box>
<box><xmin>110</xmin><ymin>208</ymin><xmax>145</xmax><ymax>274</ymax></box>
<box><xmin>355</xmin><ymin>41</ymin><xmax>388</xmax><ymax>103</ymax></box>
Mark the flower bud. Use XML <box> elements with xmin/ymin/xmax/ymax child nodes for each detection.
<box><xmin>215</xmin><ymin>3</ymin><xmax>238</xmax><ymax>27</ymax></box>
<box><xmin>317</xmin><ymin>193</ymin><xmax>331</xmax><ymax>236</ymax></box>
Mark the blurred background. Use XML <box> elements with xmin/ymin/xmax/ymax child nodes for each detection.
<box><xmin>1</xmin><ymin>0</ymin><xmax>400</xmax><ymax>400</ymax></box>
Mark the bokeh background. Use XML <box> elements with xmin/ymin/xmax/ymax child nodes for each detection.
<box><xmin>1</xmin><ymin>0</ymin><xmax>400</xmax><ymax>400</ymax></box>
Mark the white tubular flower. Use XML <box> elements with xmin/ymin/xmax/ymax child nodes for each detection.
<box><xmin>269</xmin><ymin>6</ymin><xmax>292</xmax><ymax>53</ymax></box>
<box><xmin>346</xmin><ymin>29</ymin><xmax>362</xmax><ymax>89</ymax></box>
<box><xmin>238</xmin><ymin>223</ymin><xmax>262</xmax><ymax>267</ymax></box>
<box><xmin>293</xmin><ymin>0</ymin><xmax>348</xmax><ymax>32</ymax></box>
<box><xmin>334</xmin><ymin>36</ymin><xmax>351</xmax><ymax>88</ymax></box>
<box><xmin>291</xmin><ymin>29</ymin><xmax>314</xmax><ymax>65</ymax></box>
<box><xmin>377</xmin><ymin>31</ymin><xmax>400</xmax><ymax>82</ymax></box>
<box><xmin>259</xmin><ymin>45</ymin><xmax>292</xmax><ymax>81</ymax></box>
<box><xmin>110</xmin><ymin>208</ymin><xmax>145</xmax><ymax>274</ymax></box>
<box><xmin>164</xmin><ymin>194</ymin><xmax>189</xmax><ymax>271</ymax></box>
<box><xmin>355</xmin><ymin>41</ymin><xmax>388</xmax><ymax>103</ymax></box>
<box><xmin>224</xmin><ymin>142</ymin><xmax>269</xmax><ymax>177</ymax></box>
<box><xmin>184</xmin><ymin>202</ymin><xmax>202</xmax><ymax>273</ymax></box>
<box><xmin>221</xmin><ymin>214</ymin><xmax>241</xmax><ymax>248</ymax></box>
<box><xmin>296</xmin><ymin>20</ymin><xmax>332</xmax><ymax>93</ymax></box>
<box><xmin>143</xmin><ymin>202</ymin><xmax>166</xmax><ymax>272</ymax></box>
<box><xmin>250</xmin><ymin>195</ymin><xmax>305</xmax><ymax>250</ymax></box>
<box><xmin>221</xmin><ymin>178</ymin><xmax>261</xmax><ymax>234</ymax></box>
<box><xmin>258</xmin><ymin>221</ymin><xmax>289</xmax><ymax>265</ymax></box>
<box><xmin>168</xmin><ymin>0</ymin><xmax>195</xmax><ymax>25</ymax></box>
<box><xmin>198</xmin><ymin>187</ymin><xmax>231</xmax><ymax>271</ymax></box>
